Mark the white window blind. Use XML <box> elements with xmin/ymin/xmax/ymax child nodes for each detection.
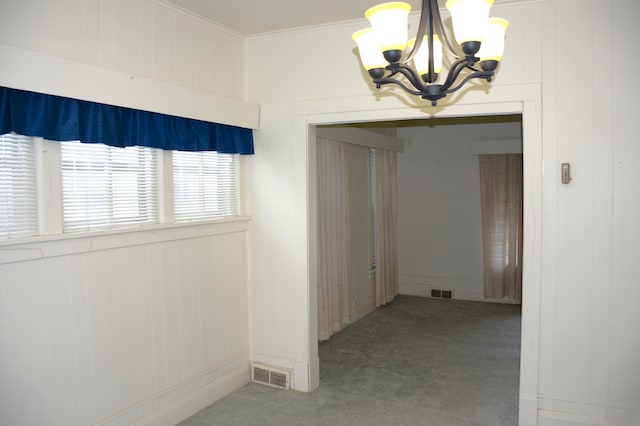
<box><xmin>173</xmin><ymin>151</ymin><xmax>239</xmax><ymax>222</ymax></box>
<box><xmin>61</xmin><ymin>142</ymin><xmax>158</xmax><ymax>232</ymax></box>
<box><xmin>0</xmin><ymin>133</ymin><xmax>38</xmax><ymax>239</ymax></box>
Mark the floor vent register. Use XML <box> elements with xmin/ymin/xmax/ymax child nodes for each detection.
<box><xmin>251</xmin><ymin>363</ymin><xmax>291</xmax><ymax>390</ymax></box>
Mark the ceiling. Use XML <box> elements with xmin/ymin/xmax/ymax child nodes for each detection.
<box><xmin>163</xmin><ymin>0</ymin><xmax>425</xmax><ymax>35</ymax></box>
<box><xmin>163</xmin><ymin>0</ymin><xmax>520</xmax><ymax>37</ymax></box>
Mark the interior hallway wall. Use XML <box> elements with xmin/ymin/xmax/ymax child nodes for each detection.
<box><xmin>397</xmin><ymin>119</ymin><xmax>522</xmax><ymax>303</ymax></box>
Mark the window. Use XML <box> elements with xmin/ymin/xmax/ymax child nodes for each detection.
<box><xmin>0</xmin><ymin>133</ymin><xmax>38</xmax><ymax>239</ymax></box>
<box><xmin>61</xmin><ymin>142</ymin><xmax>159</xmax><ymax>232</ymax></box>
<box><xmin>0</xmin><ymin>135</ymin><xmax>241</xmax><ymax>240</ymax></box>
<box><xmin>479</xmin><ymin>153</ymin><xmax>523</xmax><ymax>301</ymax></box>
<box><xmin>172</xmin><ymin>151</ymin><xmax>239</xmax><ymax>222</ymax></box>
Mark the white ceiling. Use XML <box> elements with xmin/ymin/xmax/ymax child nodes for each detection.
<box><xmin>163</xmin><ymin>0</ymin><xmax>425</xmax><ymax>35</ymax></box>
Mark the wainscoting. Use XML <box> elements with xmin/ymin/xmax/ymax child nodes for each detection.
<box><xmin>0</xmin><ymin>219</ymin><xmax>250</xmax><ymax>425</ymax></box>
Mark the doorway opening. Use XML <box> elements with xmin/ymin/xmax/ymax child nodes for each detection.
<box><xmin>314</xmin><ymin>114</ymin><xmax>523</xmax><ymax>422</ymax></box>
<box><xmin>304</xmin><ymin>103</ymin><xmax>541</xmax><ymax>425</ymax></box>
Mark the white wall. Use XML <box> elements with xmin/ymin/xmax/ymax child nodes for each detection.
<box><xmin>0</xmin><ymin>223</ymin><xmax>250</xmax><ymax>426</ymax></box>
<box><xmin>246</xmin><ymin>0</ymin><xmax>640</xmax><ymax>425</ymax></box>
<box><xmin>0</xmin><ymin>0</ymin><xmax>245</xmax><ymax>101</ymax></box>
<box><xmin>397</xmin><ymin>120</ymin><xmax>522</xmax><ymax>303</ymax></box>
<box><xmin>0</xmin><ymin>1</ymin><xmax>254</xmax><ymax>425</ymax></box>
<box><xmin>537</xmin><ymin>0</ymin><xmax>640</xmax><ymax>424</ymax></box>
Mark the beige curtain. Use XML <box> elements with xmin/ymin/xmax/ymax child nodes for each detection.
<box><xmin>479</xmin><ymin>154</ymin><xmax>523</xmax><ymax>301</ymax></box>
<box><xmin>317</xmin><ymin>137</ymin><xmax>350</xmax><ymax>341</ymax></box>
<box><xmin>374</xmin><ymin>149</ymin><xmax>399</xmax><ymax>306</ymax></box>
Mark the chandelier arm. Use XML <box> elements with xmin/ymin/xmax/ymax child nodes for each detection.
<box><xmin>440</xmin><ymin>57</ymin><xmax>471</xmax><ymax>90</ymax></box>
<box><xmin>373</xmin><ymin>77</ymin><xmax>425</xmax><ymax>97</ymax></box>
<box><xmin>393</xmin><ymin>63</ymin><xmax>431</xmax><ymax>92</ymax></box>
<box><xmin>443</xmin><ymin>70</ymin><xmax>494</xmax><ymax>94</ymax></box>
<box><xmin>432</xmin><ymin>0</ymin><xmax>460</xmax><ymax>58</ymax></box>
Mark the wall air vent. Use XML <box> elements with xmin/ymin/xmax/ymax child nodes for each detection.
<box><xmin>430</xmin><ymin>288</ymin><xmax>453</xmax><ymax>299</ymax></box>
<box><xmin>251</xmin><ymin>363</ymin><xmax>291</xmax><ymax>390</ymax></box>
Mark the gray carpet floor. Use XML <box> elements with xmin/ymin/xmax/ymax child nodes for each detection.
<box><xmin>178</xmin><ymin>295</ymin><xmax>521</xmax><ymax>426</ymax></box>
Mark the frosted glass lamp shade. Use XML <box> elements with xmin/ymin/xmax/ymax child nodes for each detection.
<box><xmin>407</xmin><ymin>36</ymin><xmax>443</xmax><ymax>78</ymax></box>
<box><xmin>445</xmin><ymin>0</ymin><xmax>494</xmax><ymax>45</ymax></box>
<box><xmin>477</xmin><ymin>17</ymin><xmax>509</xmax><ymax>62</ymax></box>
<box><xmin>353</xmin><ymin>28</ymin><xmax>387</xmax><ymax>71</ymax></box>
<box><xmin>365</xmin><ymin>2</ymin><xmax>411</xmax><ymax>55</ymax></box>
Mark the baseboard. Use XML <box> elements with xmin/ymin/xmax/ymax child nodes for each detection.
<box><xmin>350</xmin><ymin>298</ymin><xmax>375</xmax><ymax>323</ymax></box>
<box><xmin>294</xmin><ymin>357</ymin><xmax>320</xmax><ymax>392</ymax></box>
<box><xmin>537</xmin><ymin>396</ymin><xmax>640</xmax><ymax>426</ymax></box>
<box><xmin>518</xmin><ymin>394</ymin><xmax>539</xmax><ymax>426</ymax></box>
<box><xmin>538</xmin><ymin>410</ymin><xmax>614</xmax><ymax>426</ymax></box>
<box><xmin>399</xmin><ymin>283</ymin><xmax>520</xmax><ymax>304</ymax></box>
<box><xmin>130</xmin><ymin>365</ymin><xmax>250</xmax><ymax>426</ymax></box>
<box><xmin>399</xmin><ymin>283</ymin><xmax>431</xmax><ymax>297</ymax></box>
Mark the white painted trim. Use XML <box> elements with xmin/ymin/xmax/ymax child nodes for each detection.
<box><xmin>471</xmin><ymin>138</ymin><xmax>523</xmax><ymax>154</ymax></box>
<box><xmin>399</xmin><ymin>284</ymin><xmax>432</xmax><ymax>298</ymax></box>
<box><xmin>519</xmin><ymin>394</ymin><xmax>540</xmax><ymax>426</ymax></box>
<box><xmin>317</xmin><ymin>127</ymin><xmax>404</xmax><ymax>152</ymax></box>
<box><xmin>401</xmin><ymin>273</ymin><xmax>481</xmax><ymax>289</ymax></box>
<box><xmin>246</xmin><ymin>0</ymin><xmax>549</xmax><ymax>40</ymax></box>
<box><xmin>535</xmin><ymin>388</ymin><xmax>640</xmax><ymax>424</ymax></box>
<box><xmin>537</xmin><ymin>411</ymin><xmax>617</xmax><ymax>426</ymax></box>
<box><xmin>150</xmin><ymin>0</ymin><xmax>246</xmax><ymax>38</ymax></box>
<box><xmin>399</xmin><ymin>284</ymin><xmax>520</xmax><ymax>304</ymax></box>
<box><xmin>301</xmin><ymin>86</ymin><xmax>542</xmax><ymax>425</ymax></box>
<box><xmin>0</xmin><ymin>44</ymin><xmax>259</xmax><ymax>129</ymax></box>
<box><xmin>294</xmin><ymin>83</ymin><xmax>541</xmax><ymax>118</ymax></box>
<box><xmin>128</xmin><ymin>364</ymin><xmax>250</xmax><ymax>426</ymax></box>
<box><xmin>350</xmin><ymin>298</ymin><xmax>376</xmax><ymax>323</ymax></box>
<box><xmin>251</xmin><ymin>353</ymin><xmax>297</xmax><ymax>371</ymax></box>
<box><xmin>519</xmin><ymin>99</ymin><xmax>543</xmax><ymax>425</ymax></box>
<box><xmin>0</xmin><ymin>217</ymin><xmax>250</xmax><ymax>265</ymax></box>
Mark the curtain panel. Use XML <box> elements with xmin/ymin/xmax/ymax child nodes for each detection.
<box><xmin>479</xmin><ymin>154</ymin><xmax>523</xmax><ymax>301</ymax></box>
<box><xmin>374</xmin><ymin>148</ymin><xmax>399</xmax><ymax>306</ymax></box>
<box><xmin>316</xmin><ymin>137</ymin><xmax>351</xmax><ymax>341</ymax></box>
<box><xmin>0</xmin><ymin>86</ymin><xmax>254</xmax><ymax>154</ymax></box>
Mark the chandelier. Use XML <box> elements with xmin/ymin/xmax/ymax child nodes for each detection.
<box><xmin>352</xmin><ymin>0</ymin><xmax>509</xmax><ymax>106</ymax></box>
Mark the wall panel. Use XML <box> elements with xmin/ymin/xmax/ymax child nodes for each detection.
<box><xmin>537</xmin><ymin>0</ymin><xmax>640</xmax><ymax>423</ymax></box>
<box><xmin>114</xmin><ymin>0</ymin><xmax>144</xmax><ymax>77</ymax></box>
<box><xmin>1</xmin><ymin>261</ymin><xmax>50</xmax><ymax>425</ymax></box>
<box><xmin>0</xmin><ymin>222</ymin><xmax>250</xmax><ymax>425</ymax></box>
<box><xmin>0</xmin><ymin>0</ymin><xmax>247</xmax><ymax>101</ymax></box>
<box><xmin>42</xmin><ymin>256</ymin><xmax>81</xmax><ymax>426</ymax></box>
<box><xmin>610</xmin><ymin>0</ymin><xmax>640</xmax><ymax>414</ymax></box>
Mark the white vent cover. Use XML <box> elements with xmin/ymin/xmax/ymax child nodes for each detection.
<box><xmin>251</xmin><ymin>363</ymin><xmax>291</xmax><ymax>390</ymax></box>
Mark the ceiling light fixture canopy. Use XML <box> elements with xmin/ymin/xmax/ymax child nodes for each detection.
<box><xmin>352</xmin><ymin>0</ymin><xmax>508</xmax><ymax>106</ymax></box>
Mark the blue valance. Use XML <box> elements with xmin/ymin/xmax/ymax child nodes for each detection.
<box><xmin>0</xmin><ymin>86</ymin><xmax>254</xmax><ymax>154</ymax></box>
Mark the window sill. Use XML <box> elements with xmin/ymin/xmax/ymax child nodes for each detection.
<box><xmin>0</xmin><ymin>216</ymin><xmax>251</xmax><ymax>265</ymax></box>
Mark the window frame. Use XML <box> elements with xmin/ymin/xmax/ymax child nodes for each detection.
<box><xmin>0</xmin><ymin>135</ymin><xmax>248</xmax><ymax>245</ymax></box>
